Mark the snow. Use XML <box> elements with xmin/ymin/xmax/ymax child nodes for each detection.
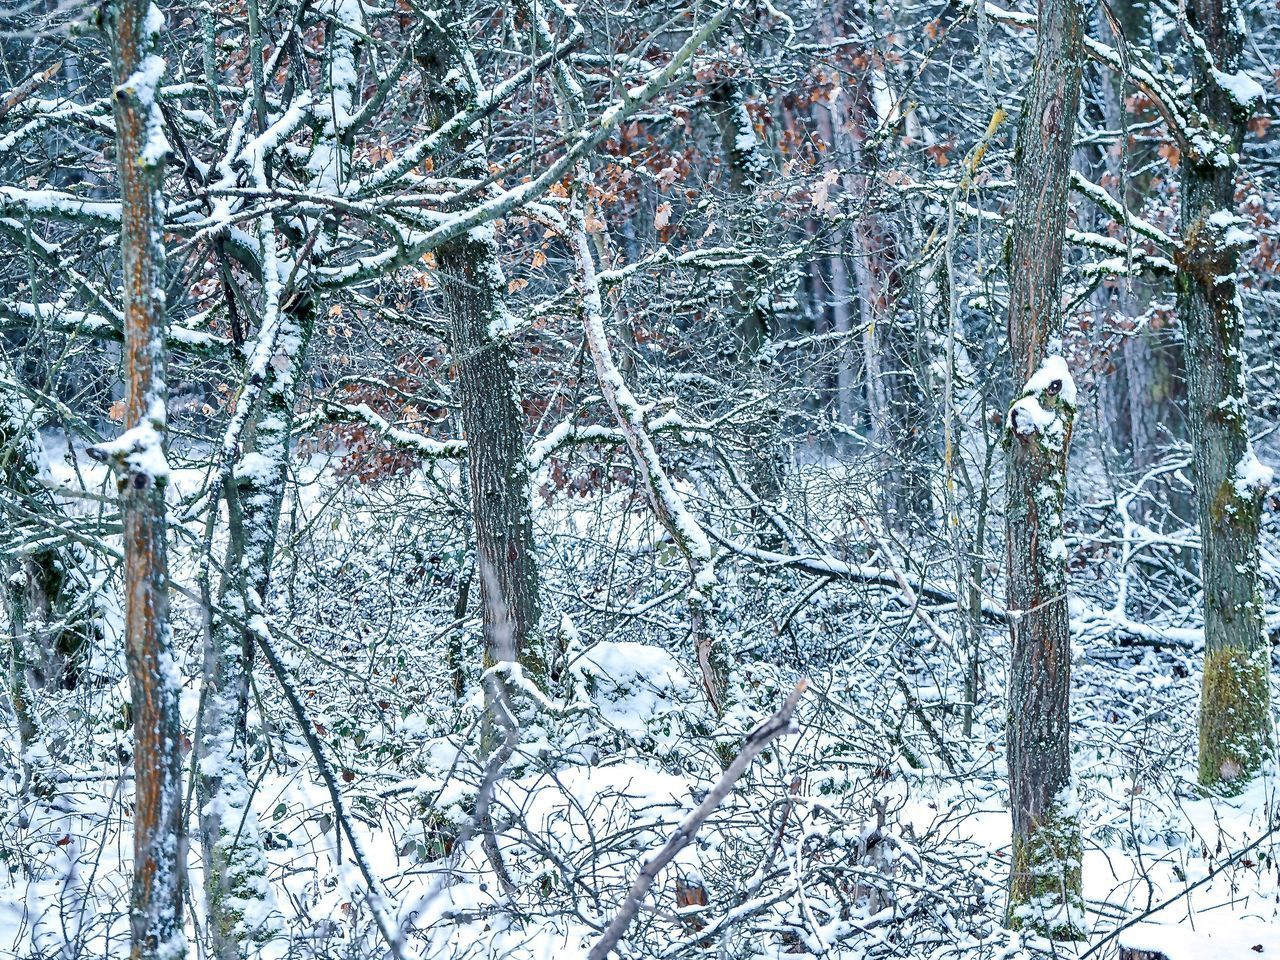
<box><xmin>1008</xmin><ymin>355</ymin><xmax>1076</xmax><ymax>443</ymax></box>
<box><xmin>0</xmin><ymin>186</ymin><xmax>121</xmax><ymax>223</ymax></box>
<box><xmin>571</xmin><ymin>641</ymin><xmax>693</xmax><ymax>736</ymax></box>
<box><xmin>1212</xmin><ymin>68</ymin><xmax>1266</xmax><ymax>109</ymax></box>
<box><xmin>88</xmin><ymin>422</ymin><xmax>171</xmax><ymax>482</ymax></box>
<box><xmin>1121</xmin><ymin>920</ymin><xmax>1280</xmax><ymax>959</ymax></box>
<box><xmin>1234</xmin><ymin>446</ymin><xmax>1274</xmax><ymax>498</ymax></box>
<box><xmin>1206</xmin><ymin>211</ymin><xmax>1259</xmax><ymax>251</ymax></box>
<box><xmin>1008</xmin><ymin>394</ymin><xmax>1056</xmax><ymax>436</ymax></box>
<box><xmin>1022</xmin><ymin>354</ymin><xmax>1077</xmax><ymax>407</ymax></box>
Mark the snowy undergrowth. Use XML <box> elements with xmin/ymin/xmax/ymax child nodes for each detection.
<box><xmin>1</xmin><ymin>453</ymin><xmax>1278</xmax><ymax>959</ymax></box>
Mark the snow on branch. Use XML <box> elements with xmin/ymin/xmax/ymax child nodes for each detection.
<box><xmin>585</xmin><ymin>680</ymin><xmax>807</xmax><ymax>960</ymax></box>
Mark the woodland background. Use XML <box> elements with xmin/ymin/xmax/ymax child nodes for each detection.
<box><xmin>1</xmin><ymin>0</ymin><xmax>1280</xmax><ymax>958</ymax></box>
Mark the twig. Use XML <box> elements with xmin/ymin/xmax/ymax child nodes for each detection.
<box><xmin>1078</xmin><ymin>818</ymin><xmax>1280</xmax><ymax>960</ymax></box>
<box><xmin>586</xmin><ymin>680</ymin><xmax>808</xmax><ymax>960</ymax></box>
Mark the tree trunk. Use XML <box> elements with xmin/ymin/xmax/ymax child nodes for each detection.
<box><xmin>1090</xmin><ymin>1</ymin><xmax>1193</xmax><ymax>546</ymax></box>
<box><xmin>101</xmin><ymin>2</ymin><xmax>186</xmax><ymax>956</ymax></box>
<box><xmin>844</xmin><ymin>63</ymin><xmax>932</xmax><ymax>533</ymax></box>
<box><xmin>707</xmin><ymin>78</ymin><xmax>785</xmax><ymax>518</ymax></box>
<box><xmin>1175</xmin><ymin>0</ymin><xmax>1273</xmax><ymax>790</ymax></box>
<box><xmin>197</xmin><ymin>296</ymin><xmax>312</xmax><ymax>957</ymax></box>
<box><xmin>1003</xmin><ymin>0</ymin><xmax>1086</xmax><ymax>937</ymax></box>
<box><xmin>417</xmin><ymin>12</ymin><xmax>543</xmax><ymax>676</ymax></box>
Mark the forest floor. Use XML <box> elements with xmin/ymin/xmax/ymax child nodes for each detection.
<box><xmin>1</xmin><ymin>449</ymin><xmax>1278</xmax><ymax>959</ymax></box>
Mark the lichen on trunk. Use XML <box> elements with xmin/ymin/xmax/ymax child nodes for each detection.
<box><xmin>1174</xmin><ymin>0</ymin><xmax>1273</xmax><ymax>791</ymax></box>
<box><xmin>1198</xmin><ymin>645</ymin><xmax>1271</xmax><ymax>787</ymax></box>
<box><xmin>1007</xmin><ymin>792</ymin><xmax>1084</xmax><ymax>938</ymax></box>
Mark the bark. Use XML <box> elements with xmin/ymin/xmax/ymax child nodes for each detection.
<box><xmin>1003</xmin><ymin>0</ymin><xmax>1086</xmax><ymax>936</ymax></box>
<box><xmin>417</xmin><ymin>11</ymin><xmax>544</xmax><ymax>676</ymax></box>
<box><xmin>707</xmin><ymin>78</ymin><xmax>785</xmax><ymax>519</ymax></box>
<box><xmin>1175</xmin><ymin>0</ymin><xmax>1273</xmax><ymax>789</ymax></box>
<box><xmin>197</xmin><ymin>296</ymin><xmax>312</xmax><ymax>958</ymax></box>
<box><xmin>101</xmin><ymin>1</ymin><xmax>186</xmax><ymax>956</ymax></box>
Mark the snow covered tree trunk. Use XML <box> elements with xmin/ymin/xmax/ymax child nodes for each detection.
<box><xmin>197</xmin><ymin>296</ymin><xmax>311</xmax><ymax>958</ymax></box>
<box><xmin>101</xmin><ymin>2</ymin><xmax>186</xmax><ymax>956</ymax></box>
<box><xmin>1003</xmin><ymin>0</ymin><xmax>1086</xmax><ymax>936</ymax></box>
<box><xmin>417</xmin><ymin>10</ymin><xmax>544</xmax><ymax>677</ymax></box>
<box><xmin>707</xmin><ymin>77</ymin><xmax>785</xmax><ymax>519</ymax></box>
<box><xmin>1175</xmin><ymin>0</ymin><xmax>1273</xmax><ymax>790</ymax></box>
<box><xmin>708</xmin><ymin>78</ymin><xmax>769</xmax><ymax>356</ymax></box>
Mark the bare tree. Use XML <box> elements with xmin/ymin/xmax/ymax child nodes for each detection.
<box><xmin>92</xmin><ymin>1</ymin><xmax>185</xmax><ymax>955</ymax></box>
<box><xmin>1003</xmin><ymin>0</ymin><xmax>1086</xmax><ymax>937</ymax></box>
<box><xmin>1175</xmin><ymin>0</ymin><xmax>1273</xmax><ymax>788</ymax></box>
<box><xmin>415</xmin><ymin>4</ymin><xmax>545</xmax><ymax>679</ymax></box>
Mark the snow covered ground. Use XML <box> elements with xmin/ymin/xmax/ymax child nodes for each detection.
<box><xmin>1</xmin><ymin>448</ymin><xmax>1278</xmax><ymax>959</ymax></box>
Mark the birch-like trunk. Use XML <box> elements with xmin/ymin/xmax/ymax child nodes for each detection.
<box><xmin>1003</xmin><ymin>0</ymin><xmax>1086</xmax><ymax>936</ymax></box>
<box><xmin>101</xmin><ymin>2</ymin><xmax>185</xmax><ymax>956</ymax></box>
<box><xmin>1175</xmin><ymin>0</ymin><xmax>1273</xmax><ymax>789</ymax></box>
<box><xmin>197</xmin><ymin>296</ymin><xmax>312</xmax><ymax>957</ymax></box>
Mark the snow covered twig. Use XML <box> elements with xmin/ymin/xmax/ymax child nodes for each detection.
<box><xmin>586</xmin><ymin>679</ymin><xmax>808</xmax><ymax>960</ymax></box>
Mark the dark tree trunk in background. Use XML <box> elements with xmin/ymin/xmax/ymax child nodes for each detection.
<box><xmin>845</xmin><ymin>72</ymin><xmax>931</xmax><ymax>532</ymax></box>
<box><xmin>708</xmin><ymin>78</ymin><xmax>785</xmax><ymax>516</ymax></box>
<box><xmin>102</xmin><ymin>1</ymin><xmax>186</xmax><ymax>955</ymax></box>
<box><xmin>1175</xmin><ymin>0</ymin><xmax>1273</xmax><ymax>790</ymax></box>
<box><xmin>418</xmin><ymin>11</ymin><xmax>543</xmax><ymax>676</ymax></box>
<box><xmin>1003</xmin><ymin>0</ymin><xmax>1086</xmax><ymax>937</ymax></box>
<box><xmin>1091</xmin><ymin>1</ymin><xmax>1192</xmax><ymax>544</ymax></box>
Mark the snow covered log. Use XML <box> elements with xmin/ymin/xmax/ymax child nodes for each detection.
<box><xmin>1119</xmin><ymin>921</ymin><xmax>1280</xmax><ymax>960</ymax></box>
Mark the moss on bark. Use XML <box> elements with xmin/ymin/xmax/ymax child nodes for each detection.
<box><xmin>1198</xmin><ymin>645</ymin><xmax>1271</xmax><ymax>790</ymax></box>
<box><xmin>1007</xmin><ymin>803</ymin><xmax>1084</xmax><ymax>940</ymax></box>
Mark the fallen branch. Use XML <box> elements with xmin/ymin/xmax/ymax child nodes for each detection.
<box><xmin>586</xmin><ymin>680</ymin><xmax>808</xmax><ymax>960</ymax></box>
<box><xmin>709</xmin><ymin>530</ymin><xmax>1008</xmax><ymax>624</ymax></box>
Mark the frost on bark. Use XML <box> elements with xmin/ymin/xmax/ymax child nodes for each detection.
<box><xmin>197</xmin><ymin>297</ymin><xmax>312</xmax><ymax>957</ymax></box>
<box><xmin>416</xmin><ymin>10</ymin><xmax>544</xmax><ymax>678</ymax></box>
<box><xmin>1003</xmin><ymin>0</ymin><xmax>1086</xmax><ymax>936</ymax></box>
<box><xmin>707</xmin><ymin>77</ymin><xmax>785</xmax><ymax>525</ymax></box>
<box><xmin>1174</xmin><ymin>0</ymin><xmax>1273</xmax><ymax>790</ymax></box>
<box><xmin>97</xmin><ymin>1</ymin><xmax>185</xmax><ymax>956</ymax></box>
